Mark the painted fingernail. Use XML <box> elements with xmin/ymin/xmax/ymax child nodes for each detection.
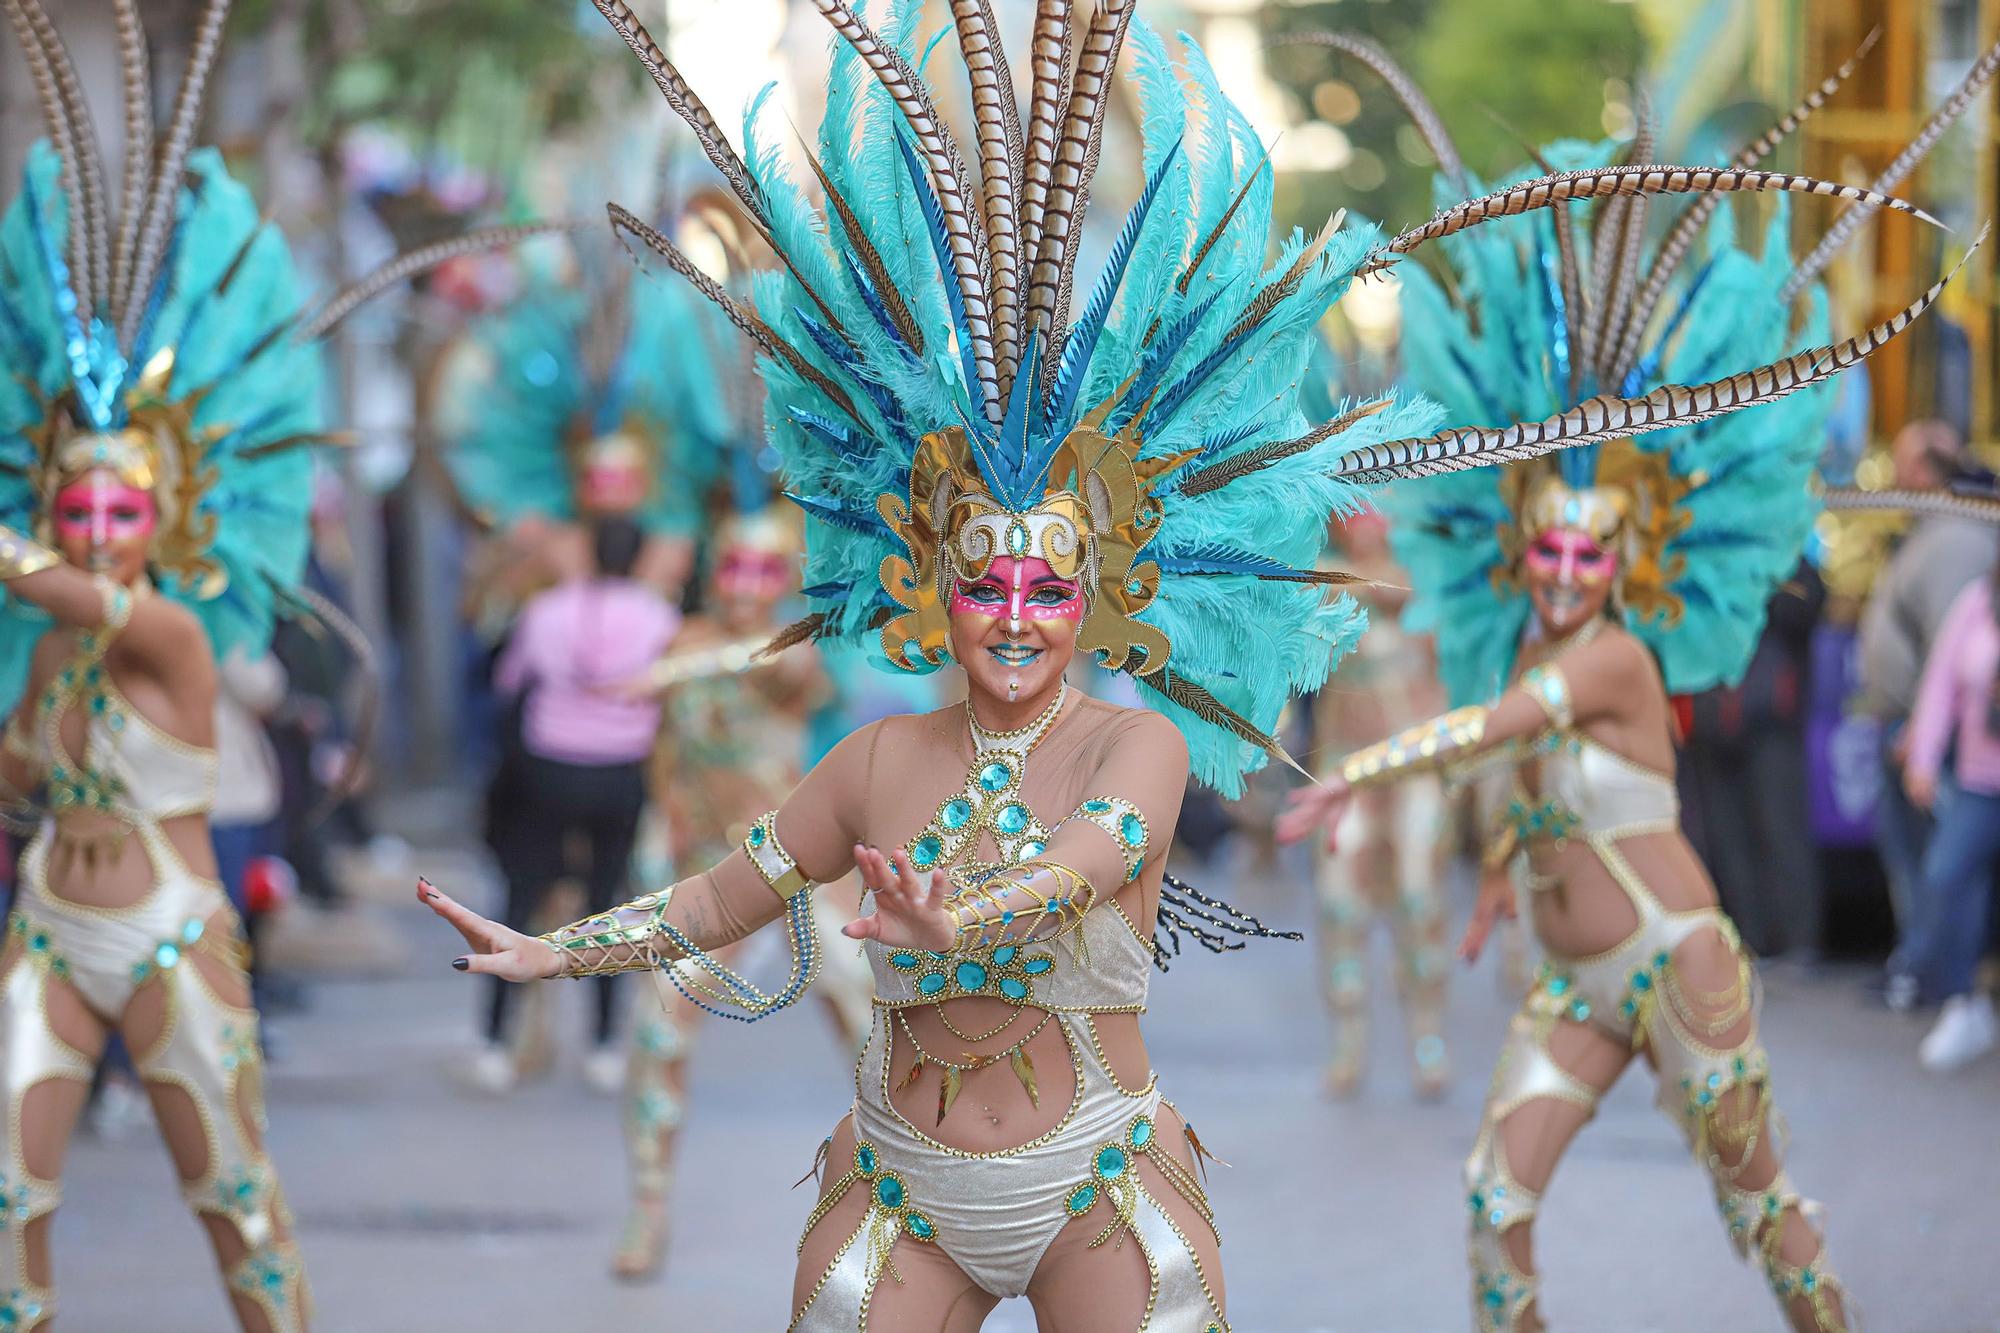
<box><xmin>451</xmin><ymin>957</ymin><xmax>469</xmax><ymax>971</ymax></box>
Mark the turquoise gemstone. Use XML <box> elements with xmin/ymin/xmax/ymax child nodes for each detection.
<box><xmin>889</xmin><ymin>952</ymin><xmax>920</xmax><ymax>971</ymax></box>
<box><xmin>998</xmin><ymin>978</ymin><xmax>1029</xmax><ymax>1002</ymax></box>
<box><xmin>1547</xmin><ymin>976</ymin><xmax>1569</xmax><ymax>996</ymax></box>
<box><xmin>1023</xmin><ymin>957</ymin><xmax>1053</xmax><ymax>975</ymax></box>
<box><xmin>856</xmin><ymin>1144</ymin><xmax>878</xmax><ymax>1174</ymax></box>
<box><xmin>916</xmin><ymin>972</ymin><xmax>948</xmax><ymax>996</ymax></box>
<box><xmin>941</xmin><ymin>799</ymin><xmax>973</xmax><ymax>830</ymax></box>
<box><xmin>1006</xmin><ymin>520</ymin><xmax>1029</xmax><ymax>557</ymax></box>
<box><xmin>905</xmin><ymin>1211</ymin><xmax>935</xmax><ymax>1241</ymax></box>
<box><xmin>182</xmin><ymin>918</ymin><xmax>205</xmax><ymax>945</ymax></box>
<box><xmin>1017</xmin><ymin>840</ymin><xmax>1046</xmax><ymax>859</ymax></box>
<box><xmin>954</xmin><ymin>961</ymin><xmax>989</xmax><ymax>991</ymax></box>
<box><xmin>1130</xmin><ymin>1117</ymin><xmax>1154</xmax><ymax>1150</ymax></box>
<box><xmin>1631</xmin><ymin>972</ymin><xmax>1652</xmax><ymax>992</ymax></box>
<box><xmin>1120</xmin><ymin>813</ymin><xmax>1145</xmax><ymax>846</ymax></box>
<box><xmin>978</xmin><ymin>762</ymin><xmax>1013</xmax><ymax>792</ymax></box>
<box><xmin>1094</xmin><ymin>1146</ymin><xmax>1128</xmax><ymax>1180</ymax></box>
<box><xmin>155</xmin><ymin>942</ymin><xmax>180</xmax><ymax>969</ymax></box>
<box><xmin>1066</xmin><ymin>1184</ymin><xmax>1097</xmax><ymax>1215</ymax></box>
<box><xmin>875</xmin><ymin>1174</ymin><xmax>905</xmax><ymax>1209</ymax></box>
<box><xmin>911</xmin><ymin>837</ymin><xmax>943</xmax><ymax>869</ymax></box>
<box><xmin>748</xmin><ymin>824</ymin><xmax>766</xmax><ymax>848</ymax></box>
<box><xmin>992</xmin><ymin>945</ymin><xmax>1018</xmax><ymax>966</ymax></box>
<box><xmin>1083</xmin><ymin>799</ymin><xmax>1111</xmax><ymax>813</ymax></box>
<box><xmin>996</xmin><ymin>804</ymin><xmax>1029</xmax><ymax>834</ymax></box>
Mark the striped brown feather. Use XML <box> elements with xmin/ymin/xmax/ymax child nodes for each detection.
<box><xmin>0</xmin><ymin>0</ymin><xmax>93</xmax><ymax>323</ymax></box>
<box><xmin>298</xmin><ymin>222</ymin><xmax>582</xmax><ymax>343</ymax></box>
<box><xmin>1278</xmin><ymin>32</ymin><xmax>1464</xmax><ymax>187</ymax></box>
<box><xmin>1376</xmin><ymin>165</ymin><xmax>1941</xmax><ymax>271</ymax></box>
<box><xmin>108</xmin><ymin>0</ymin><xmax>153</xmax><ymax>317</ymax></box>
<box><xmin>1017</xmin><ymin>0</ymin><xmax>1074</xmax><ymax>277</ymax></box>
<box><xmin>950</xmin><ymin>0</ymin><xmax>1024</xmax><ymax>385</ymax></box>
<box><xmin>121</xmin><ymin>0</ymin><xmax>231</xmax><ymax>349</ymax></box>
<box><xmin>1611</xmin><ymin>28</ymin><xmax>1881</xmax><ymax>378</ymax></box>
<box><xmin>1175</xmin><ymin>398</ymin><xmax>1391</xmax><ymax>497</ymax></box>
<box><xmin>607</xmin><ymin>204</ymin><xmax>860</xmax><ymax>423</ymax></box>
<box><xmin>1024</xmin><ymin>0</ymin><xmax>1135</xmax><ymax>350</ymax></box>
<box><xmin>810</xmin><ymin>0</ymin><xmax>998</xmax><ymax>420</ymax></box>
<box><xmin>1338</xmin><ymin>229</ymin><xmax>1982</xmax><ymax>483</ymax></box>
<box><xmin>1783</xmin><ymin>30</ymin><xmax>2000</xmax><ymax>301</ymax></box>
<box><xmin>1820</xmin><ymin>487</ymin><xmax>2000</xmax><ymax>526</ymax></box>
<box><xmin>804</xmin><ymin>150</ymin><xmax>926</xmax><ymax>355</ymax></box>
<box><xmin>6</xmin><ymin>0</ymin><xmax>111</xmax><ymax>324</ymax></box>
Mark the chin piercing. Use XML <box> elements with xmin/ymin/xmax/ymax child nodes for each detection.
<box><xmin>1008</xmin><ymin>677</ymin><xmax>1020</xmax><ymax>699</ymax></box>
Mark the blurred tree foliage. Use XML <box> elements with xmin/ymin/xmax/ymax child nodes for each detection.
<box><xmin>230</xmin><ymin>0</ymin><xmax>640</xmax><ymax>181</ymax></box>
<box><xmin>1263</xmin><ymin>0</ymin><xmax>1648</xmax><ymax>232</ymax></box>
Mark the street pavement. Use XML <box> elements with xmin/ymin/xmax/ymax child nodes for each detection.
<box><xmin>54</xmin><ymin>840</ymin><xmax>2000</xmax><ymax>1332</ymax></box>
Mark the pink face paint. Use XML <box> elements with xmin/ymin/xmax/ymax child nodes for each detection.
<box><xmin>716</xmin><ymin>547</ymin><xmax>789</xmax><ymax>602</ymax></box>
<box><xmin>1523</xmin><ymin>528</ymin><xmax>1616</xmax><ymax>589</ymax></box>
<box><xmin>580</xmin><ymin>460</ymin><xmax>647</xmax><ymax>514</ymax></box>
<box><xmin>949</xmin><ymin>556</ymin><xmax>1083</xmax><ymax>628</ymax></box>
<box><xmin>52</xmin><ymin>472</ymin><xmax>155</xmax><ymax>554</ymax></box>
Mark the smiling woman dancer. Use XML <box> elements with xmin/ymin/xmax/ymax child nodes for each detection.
<box><xmin>419</xmin><ymin>0</ymin><xmax>1959</xmax><ymax>1325</ymax></box>
<box><xmin>0</xmin><ymin>5</ymin><xmax>550</xmax><ymax>1327</ymax></box>
<box><xmin>1280</xmin><ymin>28</ymin><xmax>1995</xmax><ymax>1333</ymax></box>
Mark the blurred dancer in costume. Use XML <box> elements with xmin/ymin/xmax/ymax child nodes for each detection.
<box><xmin>415</xmin><ymin>4</ymin><xmax>1915</xmax><ymax>1322</ymax></box>
<box><xmin>0</xmin><ymin>4</ymin><xmax>544</xmax><ymax>1326</ymax></box>
<box><xmin>438</xmin><ymin>231</ymin><xmax>726</xmax><ymax>1088</ymax></box>
<box><xmin>1282</xmin><ymin>29</ymin><xmax>1991</xmax><ymax>1331</ymax></box>
<box><xmin>1312</xmin><ymin>509</ymin><xmax>1451</xmax><ymax>1099</ymax></box>
<box><xmin>606</xmin><ymin>262</ymin><xmax>872</xmax><ymax>1279</ymax></box>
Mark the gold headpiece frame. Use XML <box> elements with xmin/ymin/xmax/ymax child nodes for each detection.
<box><xmin>1495</xmin><ymin>439</ymin><xmax>1697</xmax><ymax>627</ymax></box>
<box><xmin>876</xmin><ymin>423</ymin><xmax>1191</xmax><ymax>675</ymax></box>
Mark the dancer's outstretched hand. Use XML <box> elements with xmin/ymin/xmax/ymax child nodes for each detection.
<box><xmin>418</xmin><ymin>878</ymin><xmax>563</xmax><ymax>981</ymax></box>
<box><xmin>1458</xmin><ymin>866</ymin><xmax>1518</xmax><ymax>964</ymax></box>
<box><xmin>842</xmin><ymin>844</ymin><xmax>953</xmax><ymax>952</ymax></box>
<box><xmin>1275</xmin><ymin>775</ymin><xmax>1353</xmax><ymax>853</ymax></box>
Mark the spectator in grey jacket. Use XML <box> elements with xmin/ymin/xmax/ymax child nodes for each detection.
<box><xmin>1857</xmin><ymin>419</ymin><xmax>2000</xmax><ymax>1004</ymax></box>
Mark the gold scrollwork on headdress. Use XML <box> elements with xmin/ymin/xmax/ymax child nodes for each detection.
<box><xmin>1497</xmin><ymin>439</ymin><xmax>1695</xmax><ymax>626</ymax></box>
<box><xmin>32</xmin><ymin>349</ymin><xmax>229</xmax><ymax>596</ymax></box>
<box><xmin>875</xmin><ymin>424</ymin><xmax>1190</xmax><ymax>675</ymax></box>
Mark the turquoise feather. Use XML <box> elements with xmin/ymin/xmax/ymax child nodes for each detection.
<box><xmin>0</xmin><ymin>144</ymin><xmax>323</xmax><ymax>717</ymax></box>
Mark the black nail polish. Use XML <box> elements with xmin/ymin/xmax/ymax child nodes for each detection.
<box><xmin>451</xmin><ymin>957</ymin><xmax>469</xmax><ymax>971</ymax></box>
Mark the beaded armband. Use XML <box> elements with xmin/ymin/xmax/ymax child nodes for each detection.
<box><xmin>1519</xmin><ymin>663</ymin><xmax>1574</xmax><ymax>731</ymax></box>
<box><xmin>1340</xmin><ymin>705</ymin><xmax>1488</xmax><ymax>790</ymax></box>
<box><xmin>744</xmin><ymin>812</ymin><xmax>813</xmax><ymax>901</ymax></box>
<box><xmin>944</xmin><ymin>859</ymin><xmax>1096</xmax><ymax>954</ymax></box>
<box><xmin>1055</xmin><ymin>796</ymin><xmax>1149</xmax><ymax>884</ymax></box>
<box><xmin>538</xmin><ymin>880</ymin><xmax>821</xmax><ymax>1022</ymax></box>
<box><xmin>0</xmin><ymin>525</ymin><xmax>58</xmax><ymax>582</ymax></box>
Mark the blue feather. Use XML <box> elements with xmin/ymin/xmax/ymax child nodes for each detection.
<box><xmin>894</xmin><ymin>133</ymin><xmax>979</xmax><ymax>407</ymax></box>
<box><xmin>1050</xmin><ymin>140</ymin><xmax>1182</xmax><ymax>431</ymax></box>
<box><xmin>785</xmin><ymin>490</ymin><xmax>887</xmax><ymax>534</ymax></box>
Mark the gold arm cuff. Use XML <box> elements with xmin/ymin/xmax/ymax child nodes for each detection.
<box><xmin>1340</xmin><ymin>705</ymin><xmax>1489</xmax><ymax>790</ymax></box>
<box><xmin>1519</xmin><ymin>663</ymin><xmax>1575</xmax><ymax>731</ymax></box>
<box><xmin>744</xmin><ymin>811</ymin><xmax>813</xmax><ymax>901</ymax></box>
<box><xmin>0</xmin><ymin>526</ymin><xmax>58</xmax><ymax>582</ymax></box>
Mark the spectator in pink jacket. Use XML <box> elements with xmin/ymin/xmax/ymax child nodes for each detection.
<box><xmin>1902</xmin><ymin>559</ymin><xmax>2000</xmax><ymax>1071</ymax></box>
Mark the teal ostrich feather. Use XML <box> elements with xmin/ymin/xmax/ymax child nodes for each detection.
<box><xmin>607</xmin><ymin>12</ymin><xmax>1442</xmax><ymax>794</ymax></box>
<box><xmin>439</xmin><ymin>265</ymin><xmax>728</xmax><ymax>538</ymax></box>
<box><xmin>1387</xmin><ymin>136</ymin><xmax>1836</xmax><ymax>701</ymax></box>
<box><xmin>0</xmin><ymin>144</ymin><xmax>322</xmax><ymax>717</ymax></box>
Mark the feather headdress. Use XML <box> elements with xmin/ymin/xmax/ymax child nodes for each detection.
<box><xmin>0</xmin><ymin>0</ymin><xmax>557</xmax><ymax>715</ymax></box>
<box><xmin>588</xmin><ymin>0</ymin><xmax>1951</xmax><ymax>793</ymax></box>
<box><xmin>1287</xmin><ymin>29</ymin><xmax>1991</xmax><ymax>701</ymax></box>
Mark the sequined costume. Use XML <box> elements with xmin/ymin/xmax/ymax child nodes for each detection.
<box><xmin>1</xmin><ymin>591</ymin><xmax>304</xmax><ymax>1329</ymax></box>
<box><xmin>0</xmin><ymin>5</ymin><xmax>542</xmax><ymax>1326</ymax></box>
<box><xmin>478</xmin><ymin>0</ymin><xmax>1891</xmax><ymax>1322</ymax></box>
<box><xmin>1311</xmin><ymin>536</ymin><xmax>1452</xmax><ymax>1097</ymax></box>
<box><xmin>1292</xmin><ymin>24</ymin><xmax>1995</xmax><ymax>1332</ymax></box>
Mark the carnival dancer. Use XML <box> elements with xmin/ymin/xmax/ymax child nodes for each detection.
<box><xmin>1280</xmin><ymin>29</ymin><xmax>1995</xmax><ymax>1332</ymax></box>
<box><xmin>439</xmin><ymin>233</ymin><xmax>730</xmax><ymax>1088</ymax></box>
<box><xmin>0</xmin><ymin>3</ymin><xmax>548</xmax><ymax>1327</ymax></box>
<box><xmin>609</xmin><ymin>499</ymin><xmax>875</xmax><ymax>1281</ymax></box>
<box><xmin>1313</xmin><ymin>508</ymin><xmax>1453</xmax><ymax>1100</ymax></box>
<box><xmin>422</xmin><ymin>1</ymin><xmax>1953</xmax><ymax>1324</ymax></box>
